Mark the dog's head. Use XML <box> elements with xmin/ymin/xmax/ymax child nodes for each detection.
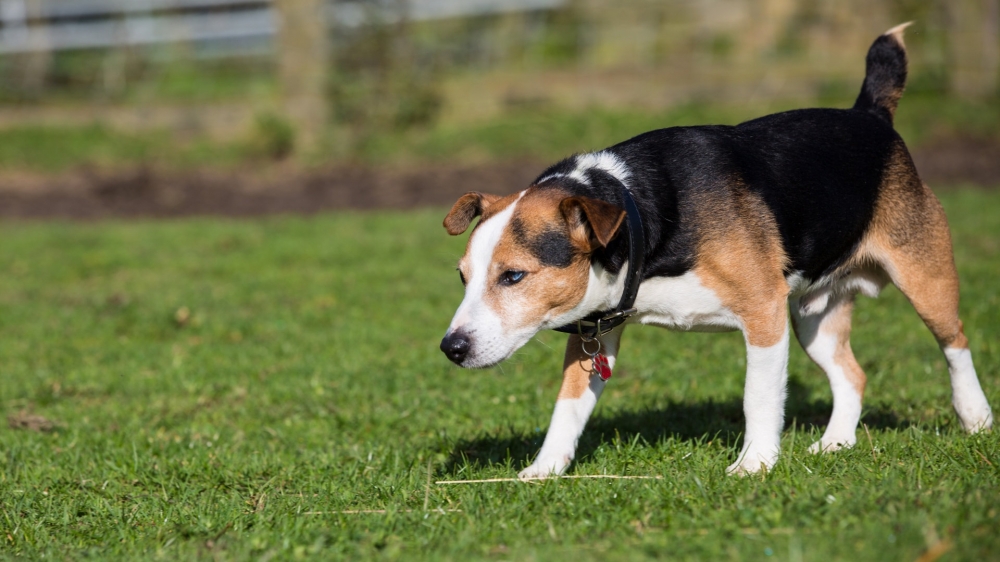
<box><xmin>440</xmin><ymin>187</ymin><xmax>625</xmax><ymax>367</ymax></box>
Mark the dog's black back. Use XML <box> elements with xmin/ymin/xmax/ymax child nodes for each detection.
<box><xmin>535</xmin><ymin>26</ymin><xmax>915</xmax><ymax>284</ymax></box>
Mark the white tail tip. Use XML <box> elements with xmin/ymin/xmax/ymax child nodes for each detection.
<box><xmin>884</xmin><ymin>21</ymin><xmax>915</xmax><ymax>46</ymax></box>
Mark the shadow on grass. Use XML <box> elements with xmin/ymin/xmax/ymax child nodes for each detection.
<box><xmin>440</xmin><ymin>377</ymin><xmax>911</xmax><ymax>476</ymax></box>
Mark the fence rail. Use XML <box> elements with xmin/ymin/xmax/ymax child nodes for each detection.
<box><xmin>0</xmin><ymin>0</ymin><xmax>565</xmax><ymax>54</ymax></box>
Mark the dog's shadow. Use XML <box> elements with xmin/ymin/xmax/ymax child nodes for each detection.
<box><xmin>440</xmin><ymin>377</ymin><xmax>910</xmax><ymax>476</ymax></box>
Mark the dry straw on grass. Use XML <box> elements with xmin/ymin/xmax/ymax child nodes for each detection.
<box><xmin>435</xmin><ymin>475</ymin><xmax>663</xmax><ymax>485</ymax></box>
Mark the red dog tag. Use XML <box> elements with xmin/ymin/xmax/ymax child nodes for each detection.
<box><xmin>593</xmin><ymin>353</ymin><xmax>612</xmax><ymax>381</ymax></box>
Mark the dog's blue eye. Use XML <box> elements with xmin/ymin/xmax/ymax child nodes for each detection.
<box><xmin>500</xmin><ymin>270</ymin><xmax>526</xmax><ymax>286</ymax></box>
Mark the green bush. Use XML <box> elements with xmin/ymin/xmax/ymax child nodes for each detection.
<box><xmin>249</xmin><ymin>112</ymin><xmax>296</xmax><ymax>161</ymax></box>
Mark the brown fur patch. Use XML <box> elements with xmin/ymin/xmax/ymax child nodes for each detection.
<box><xmin>854</xmin><ymin>142</ymin><xmax>967</xmax><ymax>348</ymax></box>
<box><xmin>503</xmin><ymin>188</ymin><xmax>575</xmax><ymax>249</ymax></box>
<box><xmin>443</xmin><ymin>192</ymin><xmax>502</xmax><ymax>235</ymax></box>
<box><xmin>479</xmin><ymin>192</ymin><xmax>521</xmax><ymax>222</ymax></box>
<box><xmin>691</xmin><ymin>185</ymin><xmax>790</xmax><ymax>348</ymax></box>
<box><xmin>560</xmin><ymin>196</ymin><xmax>626</xmax><ymax>249</ymax></box>
<box><xmin>558</xmin><ymin>335</ymin><xmax>597</xmax><ymax>400</ymax></box>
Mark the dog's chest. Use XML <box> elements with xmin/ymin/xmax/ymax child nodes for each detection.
<box><xmin>632</xmin><ymin>272</ymin><xmax>741</xmax><ymax>332</ymax></box>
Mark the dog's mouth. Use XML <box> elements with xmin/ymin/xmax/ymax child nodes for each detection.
<box><xmin>440</xmin><ymin>327</ymin><xmax>536</xmax><ymax>369</ymax></box>
<box><xmin>457</xmin><ymin>357</ymin><xmax>506</xmax><ymax>370</ymax></box>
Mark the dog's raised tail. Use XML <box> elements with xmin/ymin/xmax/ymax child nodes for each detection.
<box><xmin>853</xmin><ymin>22</ymin><xmax>913</xmax><ymax>125</ymax></box>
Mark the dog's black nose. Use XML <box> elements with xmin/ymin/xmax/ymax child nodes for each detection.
<box><xmin>440</xmin><ymin>332</ymin><xmax>471</xmax><ymax>365</ymax></box>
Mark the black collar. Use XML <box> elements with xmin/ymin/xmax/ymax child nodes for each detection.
<box><xmin>553</xmin><ymin>185</ymin><xmax>645</xmax><ymax>339</ymax></box>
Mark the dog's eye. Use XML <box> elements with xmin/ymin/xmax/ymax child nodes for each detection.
<box><xmin>499</xmin><ymin>270</ymin><xmax>526</xmax><ymax>286</ymax></box>
<box><xmin>458</xmin><ymin>269</ymin><xmax>467</xmax><ymax>286</ymax></box>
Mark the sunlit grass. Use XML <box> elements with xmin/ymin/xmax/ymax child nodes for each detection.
<box><xmin>0</xmin><ymin>191</ymin><xmax>998</xmax><ymax>560</ymax></box>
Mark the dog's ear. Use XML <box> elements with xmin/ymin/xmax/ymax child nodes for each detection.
<box><xmin>443</xmin><ymin>192</ymin><xmax>501</xmax><ymax>235</ymax></box>
<box><xmin>560</xmin><ymin>196</ymin><xmax>626</xmax><ymax>250</ymax></box>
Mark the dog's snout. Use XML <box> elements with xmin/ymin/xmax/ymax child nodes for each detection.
<box><xmin>440</xmin><ymin>332</ymin><xmax>471</xmax><ymax>365</ymax></box>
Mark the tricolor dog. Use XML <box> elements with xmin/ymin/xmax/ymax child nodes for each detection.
<box><xmin>439</xmin><ymin>24</ymin><xmax>993</xmax><ymax>477</ymax></box>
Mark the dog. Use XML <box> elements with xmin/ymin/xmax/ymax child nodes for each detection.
<box><xmin>439</xmin><ymin>24</ymin><xmax>993</xmax><ymax>477</ymax></box>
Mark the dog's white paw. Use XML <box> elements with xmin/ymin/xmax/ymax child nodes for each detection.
<box><xmin>518</xmin><ymin>454</ymin><xmax>571</xmax><ymax>480</ymax></box>
<box><xmin>955</xmin><ymin>404</ymin><xmax>993</xmax><ymax>434</ymax></box>
<box><xmin>808</xmin><ymin>435</ymin><xmax>856</xmax><ymax>454</ymax></box>
<box><xmin>726</xmin><ymin>446</ymin><xmax>778</xmax><ymax>476</ymax></box>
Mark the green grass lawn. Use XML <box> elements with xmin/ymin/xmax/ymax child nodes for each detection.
<box><xmin>354</xmin><ymin>94</ymin><xmax>1000</xmax><ymax>166</ymax></box>
<box><xmin>1</xmin><ymin>190</ymin><xmax>998</xmax><ymax>560</ymax></box>
<box><xmin>1</xmin><ymin>94</ymin><xmax>998</xmax><ymax>172</ymax></box>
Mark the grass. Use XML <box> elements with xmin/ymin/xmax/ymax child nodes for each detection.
<box><xmin>1</xmin><ymin>190</ymin><xmax>999</xmax><ymax>560</ymax></box>
<box><xmin>1</xmin><ymin>93</ymin><xmax>998</xmax><ymax>172</ymax></box>
<box><xmin>1</xmin><ymin>53</ymin><xmax>276</xmax><ymax>106</ymax></box>
<box><xmin>0</xmin><ymin>124</ymin><xmax>251</xmax><ymax>172</ymax></box>
<box><xmin>354</xmin><ymin>93</ymin><xmax>1000</xmax><ymax>166</ymax></box>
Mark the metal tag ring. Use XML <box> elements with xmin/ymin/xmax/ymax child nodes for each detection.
<box><xmin>581</xmin><ymin>337</ymin><xmax>602</xmax><ymax>357</ymax></box>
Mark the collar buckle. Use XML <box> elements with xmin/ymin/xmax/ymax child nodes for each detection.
<box><xmin>575</xmin><ymin>308</ymin><xmax>639</xmax><ymax>340</ymax></box>
<box><xmin>601</xmin><ymin>308</ymin><xmax>637</xmax><ymax>321</ymax></box>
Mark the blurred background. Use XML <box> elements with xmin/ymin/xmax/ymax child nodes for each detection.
<box><xmin>0</xmin><ymin>0</ymin><xmax>997</xmax><ymax>218</ymax></box>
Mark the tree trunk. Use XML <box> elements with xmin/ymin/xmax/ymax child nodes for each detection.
<box><xmin>274</xmin><ymin>0</ymin><xmax>330</xmax><ymax>153</ymax></box>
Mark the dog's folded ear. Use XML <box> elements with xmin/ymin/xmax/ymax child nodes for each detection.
<box><xmin>560</xmin><ymin>196</ymin><xmax>626</xmax><ymax>250</ymax></box>
<box><xmin>443</xmin><ymin>192</ymin><xmax>501</xmax><ymax>235</ymax></box>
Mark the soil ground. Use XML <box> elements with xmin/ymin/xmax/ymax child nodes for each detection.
<box><xmin>0</xmin><ymin>137</ymin><xmax>997</xmax><ymax>219</ymax></box>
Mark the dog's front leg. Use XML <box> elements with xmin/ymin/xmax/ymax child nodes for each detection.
<box><xmin>519</xmin><ymin>328</ymin><xmax>624</xmax><ymax>480</ymax></box>
<box><xmin>727</xmin><ymin>317</ymin><xmax>790</xmax><ymax>475</ymax></box>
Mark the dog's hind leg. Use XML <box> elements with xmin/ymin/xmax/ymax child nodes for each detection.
<box><xmin>869</xmin><ymin>179</ymin><xmax>993</xmax><ymax>433</ymax></box>
<box><xmin>519</xmin><ymin>327</ymin><xmax>624</xmax><ymax>480</ymax></box>
<box><xmin>880</xmin><ymin>243</ymin><xmax>993</xmax><ymax>432</ymax></box>
<box><xmin>791</xmin><ymin>293</ymin><xmax>866</xmax><ymax>453</ymax></box>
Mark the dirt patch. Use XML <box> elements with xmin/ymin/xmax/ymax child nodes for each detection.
<box><xmin>0</xmin><ymin>137</ymin><xmax>996</xmax><ymax>220</ymax></box>
<box><xmin>0</xmin><ymin>160</ymin><xmax>541</xmax><ymax>219</ymax></box>
<box><xmin>8</xmin><ymin>410</ymin><xmax>60</xmax><ymax>432</ymax></box>
<box><xmin>910</xmin><ymin>137</ymin><xmax>1000</xmax><ymax>188</ymax></box>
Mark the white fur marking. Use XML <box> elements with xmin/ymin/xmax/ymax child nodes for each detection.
<box><xmin>634</xmin><ymin>272</ymin><xmax>741</xmax><ymax>332</ymax></box>
<box><xmin>447</xmin><ymin>192</ymin><xmax>525</xmax><ymax>367</ymax></box>
<box><xmin>519</xmin><ymin>386</ymin><xmax>602</xmax><ymax>479</ymax></box>
<box><xmin>799</xmin><ymin>290</ymin><xmax>831</xmax><ymax>317</ymax></box>
<box><xmin>728</xmin><ymin>325</ymin><xmax>789</xmax><ymax>474</ymax></box>
<box><xmin>790</xmin><ymin>294</ymin><xmax>864</xmax><ymax>453</ymax></box>
<box><xmin>537</xmin><ymin>151</ymin><xmax>632</xmax><ymax>188</ymax></box>
<box><xmin>571</xmin><ymin>151</ymin><xmax>631</xmax><ymax>186</ymax></box>
<box><xmin>788</xmin><ymin>269</ymin><xmax>886</xmax><ymax>318</ymax></box>
<box><xmin>785</xmin><ymin>272</ymin><xmax>810</xmax><ymax>295</ymax></box>
<box><xmin>885</xmin><ymin>21</ymin><xmax>913</xmax><ymax>43</ymax></box>
<box><xmin>943</xmin><ymin>347</ymin><xmax>993</xmax><ymax>433</ymax></box>
<box><xmin>520</xmin><ymin>331</ymin><xmax>622</xmax><ymax>479</ymax></box>
<box><xmin>802</xmin><ymin>330</ymin><xmax>861</xmax><ymax>453</ymax></box>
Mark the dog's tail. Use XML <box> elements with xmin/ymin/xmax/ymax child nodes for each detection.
<box><xmin>853</xmin><ymin>22</ymin><xmax>913</xmax><ymax>125</ymax></box>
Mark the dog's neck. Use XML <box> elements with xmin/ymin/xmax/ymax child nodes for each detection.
<box><xmin>543</xmin><ymin>260</ymin><xmax>627</xmax><ymax>331</ymax></box>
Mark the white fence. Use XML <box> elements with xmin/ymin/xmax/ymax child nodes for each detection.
<box><xmin>0</xmin><ymin>0</ymin><xmax>565</xmax><ymax>55</ymax></box>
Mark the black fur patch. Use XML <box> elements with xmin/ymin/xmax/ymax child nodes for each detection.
<box><xmin>511</xmin><ymin>217</ymin><xmax>574</xmax><ymax>268</ymax></box>
<box><xmin>521</xmin><ymin>30</ymin><xmax>911</xmax><ymax>283</ymax></box>
<box><xmin>853</xmin><ymin>32</ymin><xmax>908</xmax><ymax>124</ymax></box>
